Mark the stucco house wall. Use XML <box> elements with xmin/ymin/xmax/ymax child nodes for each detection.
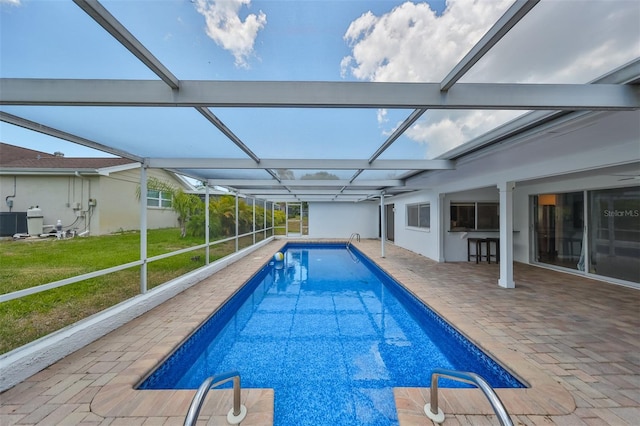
<box><xmin>379</xmin><ymin>110</ymin><xmax>639</xmax><ymax>286</ymax></box>
<box><xmin>95</xmin><ymin>167</ymin><xmax>181</xmax><ymax>234</ymax></box>
<box><xmin>385</xmin><ymin>190</ymin><xmax>441</xmax><ymax>261</ymax></box>
<box><xmin>1</xmin><ymin>174</ymin><xmax>90</xmax><ymax>233</ymax></box>
<box><xmin>308</xmin><ymin>202</ymin><xmax>379</xmax><ymax>239</ymax></box>
<box><xmin>0</xmin><ymin>144</ymin><xmax>188</xmax><ymax>236</ymax></box>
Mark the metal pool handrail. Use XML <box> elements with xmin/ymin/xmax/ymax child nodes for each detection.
<box><xmin>346</xmin><ymin>233</ymin><xmax>361</xmax><ymax>263</ymax></box>
<box><xmin>184</xmin><ymin>371</ymin><xmax>247</xmax><ymax>426</ymax></box>
<box><xmin>347</xmin><ymin>232</ymin><xmax>360</xmax><ymax>248</ymax></box>
<box><xmin>424</xmin><ymin>368</ymin><xmax>513</xmax><ymax>426</ymax></box>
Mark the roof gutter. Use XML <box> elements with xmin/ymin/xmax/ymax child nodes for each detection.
<box><xmin>0</xmin><ymin>169</ymin><xmax>102</xmax><ymax>176</ymax></box>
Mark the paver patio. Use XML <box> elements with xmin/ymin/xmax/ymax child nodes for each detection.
<box><xmin>1</xmin><ymin>239</ymin><xmax>638</xmax><ymax>425</ymax></box>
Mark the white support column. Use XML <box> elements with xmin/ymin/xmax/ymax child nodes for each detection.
<box><xmin>271</xmin><ymin>203</ymin><xmax>275</xmax><ymax>237</ymax></box>
<box><xmin>139</xmin><ymin>165</ymin><xmax>147</xmax><ymax>294</ymax></box>
<box><xmin>380</xmin><ymin>192</ymin><xmax>386</xmax><ymax>258</ymax></box>
<box><xmin>498</xmin><ymin>181</ymin><xmax>516</xmax><ymax>288</ymax></box>
<box><xmin>438</xmin><ymin>193</ymin><xmax>446</xmax><ymax>262</ymax></box>
<box><xmin>285</xmin><ymin>203</ymin><xmax>289</xmax><ymax>236</ymax></box>
<box><xmin>581</xmin><ymin>190</ymin><xmax>589</xmax><ymax>274</ymax></box>
<box><xmin>205</xmin><ymin>184</ymin><xmax>210</xmax><ymax>264</ymax></box>
<box><xmin>263</xmin><ymin>199</ymin><xmax>267</xmax><ymax>240</ymax></box>
<box><xmin>252</xmin><ymin>198</ymin><xmax>256</xmax><ymax>245</ymax></box>
<box><xmin>235</xmin><ymin>192</ymin><xmax>239</xmax><ymax>252</ymax></box>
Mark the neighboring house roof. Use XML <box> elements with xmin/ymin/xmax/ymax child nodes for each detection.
<box><xmin>0</xmin><ymin>142</ymin><xmax>196</xmax><ymax>191</ymax></box>
<box><xmin>0</xmin><ymin>142</ymin><xmax>136</xmax><ymax>171</ymax></box>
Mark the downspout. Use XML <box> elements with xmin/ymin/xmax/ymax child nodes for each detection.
<box><xmin>75</xmin><ymin>171</ymin><xmax>91</xmax><ymax>235</ymax></box>
<box><xmin>5</xmin><ymin>176</ymin><xmax>16</xmax><ymax>212</ymax></box>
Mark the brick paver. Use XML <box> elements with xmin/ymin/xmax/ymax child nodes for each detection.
<box><xmin>1</xmin><ymin>239</ymin><xmax>638</xmax><ymax>425</ymax></box>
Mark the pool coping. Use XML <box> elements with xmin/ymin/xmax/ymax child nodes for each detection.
<box><xmin>90</xmin><ymin>240</ymin><xmax>290</xmax><ymax>422</ymax></box>
<box><xmin>90</xmin><ymin>239</ymin><xmax>575</xmax><ymax>423</ymax></box>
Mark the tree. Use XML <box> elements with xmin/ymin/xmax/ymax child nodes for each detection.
<box><xmin>276</xmin><ymin>169</ymin><xmax>295</xmax><ymax>180</ymax></box>
<box><xmin>300</xmin><ymin>171</ymin><xmax>339</xmax><ymax>180</ymax></box>
<box><xmin>138</xmin><ymin>177</ymin><xmax>202</xmax><ymax>238</ymax></box>
<box><xmin>172</xmin><ymin>189</ymin><xmax>202</xmax><ymax>238</ymax></box>
<box><xmin>210</xmin><ymin>195</ymin><xmax>237</xmax><ymax>237</ymax></box>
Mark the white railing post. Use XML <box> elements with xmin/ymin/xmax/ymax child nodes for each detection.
<box><xmin>205</xmin><ymin>184</ymin><xmax>210</xmax><ymax>264</ymax></box>
<box><xmin>380</xmin><ymin>192</ymin><xmax>386</xmax><ymax>258</ymax></box>
<box><xmin>139</xmin><ymin>165</ymin><xmax>148</xmax><ymax>294</ymax></box>
<box><xmin>235</xmin><ymin>192</ymin><xmax>239</xmax><ymax>252</ymax></box>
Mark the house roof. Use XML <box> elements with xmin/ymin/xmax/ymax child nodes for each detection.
<box><xmin>0</xmin><ymin>142</ymin><xmax>137</xmax><ymax>171</ymax></box>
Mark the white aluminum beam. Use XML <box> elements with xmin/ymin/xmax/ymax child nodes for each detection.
<box><xmin>0</xmin><ymin>111</ymin><xmax>145</xmax><ymax>162</ymax></box>
<box><xmin>2</xmin><ymin>79</ymin><xmax>638</xmax><ymax>110</ymax></box>
<box><xmin>368</xmin><ymin>108</ymin><xmax>428</xmax><ymax>162</ymax></box>
<box><xmin>595</xmin><ymin>58</ymin><xmax>640</xmax><ymax>85</ymax></box>
<box><xmin>259</xmin><ymin>195</ymin><xmax>373</xmax><ymax>202</ymax></box>
<box><xmin>73</xmin><ymin>0</ymin><xmax>180</xmax><ymax>90</ymax></box>
<box><xmin>154</xmin><ymin>158</ymin><xmax>454</xmax><ymax>170</ymax></box>
<box><xmin>195</xmin><ymin>107</ymin><xmax>261</xmax><ymax>163</ymax></box>
<box><xmin>239</xmin><ymin>189</ymin><xmax>377</xmax><ymax>196</ymax></box>
<box><xmin>207</xmin><ymin>179</ymin><xmax>403</xmax><ymax>187</ymax></box>
<box><xmin>440</xmin><ymin>0</ymin><xmax>540</xmax><ymax>91</ymax></box>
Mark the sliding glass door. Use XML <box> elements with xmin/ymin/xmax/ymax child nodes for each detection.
<box><xmin>533</xmin><ymin>187</ymin><xmax>639</xmax><ymax>285</ymax></box>
<box><xmin>533</xmin><ymin>192</ymin><xmax>584</xmax><ymax>270</ymax></box>
<box><xmin>588</xmin><ymin>187</ymin><xmax>640</xmax><ymax>283</ymax></box>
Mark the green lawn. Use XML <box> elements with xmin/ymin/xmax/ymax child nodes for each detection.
<box><xmin>0</xmin><ymin>229</ymin><xmax>262</xmax><ymax>354</ymax></box>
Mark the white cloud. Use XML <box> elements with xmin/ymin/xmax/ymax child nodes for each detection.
<box><xmin>406</xmin><ymin>115</ymin><xmax>465</xmax><ymax>157</ymax></box>
<box><xmin>342</xmin><ymin>0</ymin><xmax>511</xmax><ymax>82</ymax></box>
<box><xmin>0</xmin><ymin>0</ymin><xmax>21</xmax><ymax>5</ymax></box>
<box><xmin>342</xmin><ymin>0</ymin><xmax>640</xmax><ymax>158</ymax></box>
<box><xmin>405</xmin><ymin>110</ymin><xmax>522</xmax><ymax>158</ymax></box>
<box><xmin>194</xmin><ymin>0</ymin><xmax>266</xmax><ymax>68</ymax></box>
<box><xmin>463</xmin><ymin>0</ymin><xmax>640</xmax><ymax>84</ymax></box>
<box><xmin>377</xmin><ymin>108</ymin><xmax>389</xmax><ymax>127</ymax></box>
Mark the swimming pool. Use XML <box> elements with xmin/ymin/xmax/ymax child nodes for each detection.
<box><xmin>139</xmin><ymin>243</ymin><xmax>524</xmax><ymax>425</ymax></box>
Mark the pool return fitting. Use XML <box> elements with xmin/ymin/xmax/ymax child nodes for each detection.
<box><xmin>424</xmin><ymin>368</ymin><xmax>513</xmax><ymax>426</ymax></box>
<box><xmin>184</xmin><ymin>371</ymin><xmax>247</xmax><ymax>426</ymax></box>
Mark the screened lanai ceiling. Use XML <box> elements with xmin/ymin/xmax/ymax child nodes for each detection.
<box><xmin>1</xmin><ymin>0</ymin><xmax>639</xmax><ymax>202</ymax></box>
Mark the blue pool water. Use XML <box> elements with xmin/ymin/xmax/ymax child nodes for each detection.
<box><xmin>140</xmin><ymin>243</ymin><xmax>524</xmax><ymax>425</ymax></box>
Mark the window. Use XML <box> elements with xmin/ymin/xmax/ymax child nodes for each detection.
<box><xmin>407</xmin><ymin>203</ymin><xmax>430</xmax><ymax>229</ymax></box>
<box><xmin>450</xmin><ymin>203</ymin><xmax>475</xmax><ymax>230</ymax></box>
<box><xmin>147</xmin><ymin>189</ymin><xmax>173</xmax><ymax>208</ymax></box>
<box><xmin>450</xmin><ymin>202</ymin><xmax>498</xmax><ymax>231</ymax></box>
<box><xmin>477</xmin><ymin>203</ymin><xmax>499</xmax><ymax>229</ymax></box>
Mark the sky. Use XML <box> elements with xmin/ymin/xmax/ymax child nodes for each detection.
<box><xmin>1</xmin><ymin>0</ymin><xmax>639</xmax><ymax>171</ymax></box>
